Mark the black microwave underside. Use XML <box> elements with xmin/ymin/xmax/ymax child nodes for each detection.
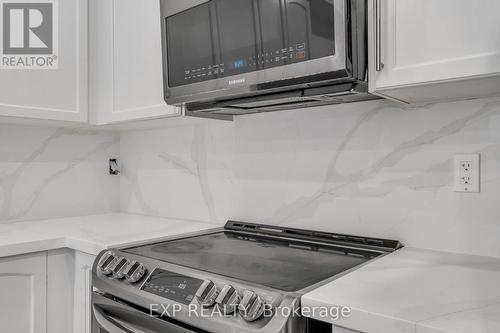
<box><xmin>185</xmin><ymin>82</ymin><xmax>379</xmax><ymax>121</ymax></box>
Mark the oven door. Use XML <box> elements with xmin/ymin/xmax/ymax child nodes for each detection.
<box><xmin>161</xmin><ymin>0</ymin><xmax>347</xmax><ymax>105</ymax></box>
<box><xmin>92</xmin><ymin>292</ymin><xmax>202</xmax><ymax>333</ymax></box>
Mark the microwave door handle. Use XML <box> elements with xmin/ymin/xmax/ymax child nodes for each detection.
<box><xmin>93</xmin><ymin>305</ymin><xmax>150</xmax><ymax>333</ymax></box>
<box><xmin>375</xmin><ymin>0</ymin><xmax>384</xmax><ymax>71</ymax></box>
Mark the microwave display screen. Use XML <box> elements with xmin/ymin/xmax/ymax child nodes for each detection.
<box><xmin>166</xmin><ymin>0</ymin><xmax>336</xmax><ymax>87</ymax></box>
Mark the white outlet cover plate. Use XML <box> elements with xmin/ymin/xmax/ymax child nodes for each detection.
<box><xmin>454</xmin><ymin>154</ymin><xmax>480</xmax><ymax>193</ymax></box>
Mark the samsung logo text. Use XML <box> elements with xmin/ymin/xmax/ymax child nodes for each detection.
<box><xmin>228</xmin><ymin>78</ymin><xmax>246</xmax><ymax>85</ymax></box>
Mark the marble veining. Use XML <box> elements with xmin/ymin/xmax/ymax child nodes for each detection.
<box><xmin>0</xmin><ymin>213</ymin><xmax>217</xmax><ymax>258</ymax></box>
<box><xmin>0</xmin><ymin>125</ymin><xmax>119</xmax><ymax>223</ymax></box>
<box><xmin>158</xmin><ymin>125</ymin><xmax>218</xmax><ymax>222</ymax></box>
<box><xmin>301</xmin><ymin>248</ymin><xmax>500</xmax><ymax>333</ymax></box>
<box><xmin>267</xmin><ymin>100</ymin><xmax>500</xmax><ymax>225</ymax></box>
<box><xmin>120</xmin><ymin>97</ymin><xmax>500</xmax><ymax>258</ymax></box>
<box><xmin>121</xmin><ymin>166</ymin><xmax>160</xmax><ymax>216</ymax></box>
<box><xmin>120</xmin><ymin>121</ymin><xmax>234</xmax><ymax>224</ymax></box>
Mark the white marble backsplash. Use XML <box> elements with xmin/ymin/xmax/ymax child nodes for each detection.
<box><xmin>0</xmin><ymin>124</ymin><xmax>119</xmax><ymax>223</ymax></box>
<box><xmin>120</xmin><ymin>97</ymin><xmax>500</xmax><ymax>258</ymax></box>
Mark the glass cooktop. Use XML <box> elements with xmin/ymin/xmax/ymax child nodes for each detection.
<box><xmin>124</xmin><ymin>231</ymin><xmax>377</xmax><ymax>292</ymax></box>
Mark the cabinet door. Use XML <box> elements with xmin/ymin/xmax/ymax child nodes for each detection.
<box><xmin>0</xmin><ymin>0</ymin><xmax>88</xmax><ymax>122</ymax></box>
<box><xmin>47</xmin><ymin>249</ymin><xmax>75</xmax><ymax>333</ymax></box>
<box><xmin>0</xmin><ymin>252</ymin><xmax>47</xmax><ymax>333</ymax></box>
<box><xmin>90</xmin><ymin>0</ymin><xmax>180</xmax><ymax>125</ymax></box>
<box><xmin>73</xmin><ymin>251</ymin><xmax>96</xmax><ymax>333</ymax></box>
<box><xmin>369</xmin><ymin>0</ymin><xmax>500</xmax><ymax>103</ymax></box>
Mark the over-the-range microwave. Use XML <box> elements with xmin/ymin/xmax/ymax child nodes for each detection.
<box><xmin>159</xmin><ymin>0</ymin><xmax>377</xmax><ymax>120</ymax></box>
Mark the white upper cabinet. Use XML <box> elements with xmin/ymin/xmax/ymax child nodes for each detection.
<box><xmin>0</xmin><ymin>0</ymin><xmax>88</xmax><ymax>122</ymax></box>
<box><xmin>89</xmin><ymin>0</ymin><xmax>180</xmax><ymax>125</ymax></box>
<box><xmin>369</xmin><ymin>0</ymin><xmax>500</xmax><ymax>104</ymax></box>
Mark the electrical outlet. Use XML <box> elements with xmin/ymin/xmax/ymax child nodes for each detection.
<box><xmin>454</xmin><ymin>154</ymin><xmax>480</xmax><ymax>193</ymax></box>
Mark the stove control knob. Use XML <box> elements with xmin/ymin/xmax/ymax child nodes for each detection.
<box><xmin>195</xmin><ymin>280</ymin><xmax>219</xmax><ymax>307</ymax></box>
<box><xmin>238</xmin><ymin>290</ymin><xmax>266</xmax><ymax>322</ymax></box>
<box><xmin>124</xmin><ymin>261</ymin><xmax>146</xmax><ymax>284</ymax></box>
<box><xmin>97</xmin><ymin>251</ymin><xmax>117</xmax><ymax>276</ymax></box>
<box><xmin>111</xmin><ymin>257</ymin><xmax>130</xmax><ymax>279</ymax></box>
<box><xmin>216</xmin><ymin>285</ymin><xmax>240</xmax><ymax>315</ymax></box>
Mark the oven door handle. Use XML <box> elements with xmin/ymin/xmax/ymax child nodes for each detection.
<box><xmin>92</xmin><ymin>292</ymin><xmax>200</xmax><ymax>333</ymax></box>
<box><xmin>93</xmin><ymin>305</ymin><xmax>151</xmax><ymax>333</ymax></box>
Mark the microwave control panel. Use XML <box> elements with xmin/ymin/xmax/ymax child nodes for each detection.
<box><xmin>183</xmin><ymin>43</ymin><xmax>307</xmax><ymax>83</ymax></box>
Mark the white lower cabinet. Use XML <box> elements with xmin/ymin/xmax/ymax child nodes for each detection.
<box><xmin>0</xmin><ymin>250</ymin><xmax>96</xmax><ymax>333</ymax></box>
<box><xmin>0</xmin><ymin>252</ymin><xmax>47</xmax><ymax>333</ymax></box>
<box><xmin>48</xmin><ymin>249</ymin><xmax>75</xmax><ymax>333</ymax></box>
<box><xmin>73</xmin><ymin>251</ymin><xmax>96</xmax><ymax>333</ymax></box>
<box><xmin>48</xmin><ymin>249</ymin><xmax>96</xmax><ymax>333</ymax></box>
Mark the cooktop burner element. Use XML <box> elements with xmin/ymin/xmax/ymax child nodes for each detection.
<box><xmin>92</xmin><ymin>221</ymin><xmax>402</xmax><ymax>333</ymax></box>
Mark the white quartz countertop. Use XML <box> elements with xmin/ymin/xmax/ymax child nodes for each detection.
<box><xmin>302</xmin><ymin>247</ymin><xmax>500</xmax><ymax>333</ymax></box>
<box><xmin>0</xmin><ymin>213</ymin><xmax>219</xmax><ymax>257</ymax></box>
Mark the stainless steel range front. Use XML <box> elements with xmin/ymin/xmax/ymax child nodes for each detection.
<box><xmin>92</xmin><ymin>221</ymin><xmax>402</xmax><ymax>333</ymax></box>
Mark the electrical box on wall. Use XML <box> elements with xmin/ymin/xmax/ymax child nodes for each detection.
<box><xmin>109</xmin><ymin>159</ymin><xmax>120</xmax><ymax>175</ymax></box>
<box><xmin>454</xmin><ymin>154</ymin><xmax>480</xmax><ymax>193</ymax></box>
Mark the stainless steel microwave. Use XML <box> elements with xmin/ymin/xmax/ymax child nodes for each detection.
<box><xmin>159</xmin><ymin>0</ymin><xmax>375</xmax><ymax>120</ymax></box>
